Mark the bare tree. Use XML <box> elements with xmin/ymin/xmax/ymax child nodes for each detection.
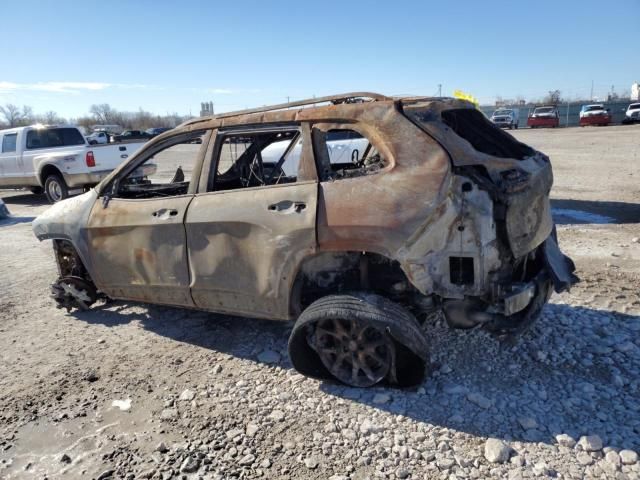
<box><xmin>89</xmin><ymin>103</ymin><xmax>117</xmax><ymax>124</ymax></box>
<box><xmin>0</xmin><ymin>104</ymin><xmax>25</xmax><ymax>127</ymax></box>
<box><xmin>544</xmin><ymin>90</ymin><xmax>562</xmax><ymax>105</ymax></box>
<box><xmin>42</xmin><ymin>110</ymin><xmax>66</xmax><ymax>124</ymax></box>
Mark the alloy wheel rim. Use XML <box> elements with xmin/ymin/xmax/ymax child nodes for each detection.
<box><xmin>314</xmin><ymin>318</ymin><xmax>392</xmax><ymax>387</ymax></box>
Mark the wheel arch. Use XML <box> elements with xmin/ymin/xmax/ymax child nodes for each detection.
<box><xmin>38</xmin><ymin>163</ymin><xmax>63</xmax><ymax>187</ymax></box>
<box><xmin>288</xmin><ymin>250</ymin><xmax>422</xmax><ymax>318</ymax></box>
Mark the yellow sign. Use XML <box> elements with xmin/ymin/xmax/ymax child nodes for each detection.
<box><xmin>453</xmin><ymin>90</ymin><xmax>479</xmax><ymax>108</ymax></box>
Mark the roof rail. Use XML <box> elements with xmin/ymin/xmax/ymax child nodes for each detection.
<box><xmin>208</xmin><ymin>92</ymin><xmax>391</xmax><ymax>120</ymax></box>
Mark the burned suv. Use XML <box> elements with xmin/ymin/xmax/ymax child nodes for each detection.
<box><xmin>33</xmin><ymin>92</ymin><xmax>577</xmax><ymax>388</ymax></box>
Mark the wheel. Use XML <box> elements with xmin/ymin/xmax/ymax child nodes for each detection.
<box><xmin>29</xmin><ymin>186</ymin><xmax>44</xmax><ymax>194</ymax></box>
<box><xmin>515</xmin><ymin>123</ymin><xmax>519</xmax><ymax>129</ymax></box>
<box><xmin>288</xmin><ymin>293</ymin><xmax>429</xmax><ymax>387</ymax></box>
<box><xmin>313</xmin><ymin>316</ymin><xmax>394</xmax><ymax>387</ymax></box>
<box><xmin>44</xmin><ymin>174</ymin><xmax>69</xmax><ymax>203</ymax></box>
<box><xmin>89</xmin><ymin>140</ymin><xmax>97</xmax><ymax>145</ymax></box>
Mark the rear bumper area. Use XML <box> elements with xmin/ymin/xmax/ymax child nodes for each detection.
<box><xmin>443</xmin><ymin>234</ymin><xmax>578</xmax><ymax>335</ymax></box>
<box><xmin>579</xmin><ymin>115</ymin><xmax>611</xmax><ymax>126</ymax></box>
<box><xmin>527</xmin><ymin>117</ymin><xmax>558</xmax><ymax>128</ymax></box>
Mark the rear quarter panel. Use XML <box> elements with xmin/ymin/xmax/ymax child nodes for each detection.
<box><xmin>316</xmin><ymin>106</ymin><xmax>451</xmax><ymax>257</ymax></box>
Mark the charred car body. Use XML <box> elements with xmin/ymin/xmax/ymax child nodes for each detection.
<box><xmin>33</xmin><ymin>93</ymin><xmax>577</xmax><ymax>388</ymax></box>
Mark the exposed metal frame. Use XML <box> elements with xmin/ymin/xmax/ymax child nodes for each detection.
<box><xmin>187</xmin><ymin>92</ymin><xmax>392</xmax><ymax>124</ymax></box>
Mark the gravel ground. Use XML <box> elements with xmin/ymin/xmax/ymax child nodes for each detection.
<box><xmin>0</xmin><ymin>125</ymin><xmax>639</xmax><ymax>479</ymax></box>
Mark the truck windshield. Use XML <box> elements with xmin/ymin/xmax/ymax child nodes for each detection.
<box><xmin>629</xmin><ymin>104</ymin><xmax>640</xmax><ymax>110</ymax></box>
<box><xmin>494</xmin><ymin>110</ymin><xmax>512</xmax><ymax>115</ymax></box>
<box><xmin>26</xmin><ymin>128</ymin><xmax>85</xmax><ymax>149</ymax></box>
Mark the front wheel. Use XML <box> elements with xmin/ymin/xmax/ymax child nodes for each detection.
<box><xmin>44</xmin><ymin>174</ymin><xmax>69</xmax><ymax>203</ymax></box>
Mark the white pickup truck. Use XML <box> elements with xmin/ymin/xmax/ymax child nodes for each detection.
<box><xmin>0</xmin><ymin>125</ymin><xmax>146</xmax><ymax>202</ymax></box>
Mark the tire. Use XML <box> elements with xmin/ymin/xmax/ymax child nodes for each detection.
<box><xmin>29</xmin><ymin>186</ymin><xmax>44</xmax><ymax>195</ymax></box>
<box><xmin>288</xmin><ymin>292</ymin><xmax>429</xmax><ymax>388</ymax></box>
<box><xmin>44</xmin><ymin>174</ymin><xmax>69</xmax><ymax>203</ymax></box>
<box><xmin>515</xmin><ymin>123</ymin><xmax>519</xmax><ymax>129</ymax></box>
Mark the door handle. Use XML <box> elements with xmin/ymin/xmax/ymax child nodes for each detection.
<box><xmin>268</xmin><ymin>201</ymin><xmax>307</xmax><ymax>213</ymax></box>
<box><xmin>152</xmin><ymin>209</ymin><xmax>178</xmax><ymax>219</ymax></box>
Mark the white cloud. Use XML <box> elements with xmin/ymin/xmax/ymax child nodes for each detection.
<box><xmin>201</xmin><ymin>88</ymin><xmax>261</xmax><ymax>95</ymax></box>
<box><xmin>0</xmin><ymin>81</ymin><xmax>152</xmax><ymax>94</ymax></box>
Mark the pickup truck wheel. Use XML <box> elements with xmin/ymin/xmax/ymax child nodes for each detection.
<box><xmin>44</xmin><ymin>174</ymin><xmax>69</xmax><ymax>203</ymax></box>
<box><xmin>288</xmin><ymin>293</ymin><xmax>429</xmax><ymax>388</ymax></box>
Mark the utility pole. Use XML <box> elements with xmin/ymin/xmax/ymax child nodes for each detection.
<box><xmin>438</xmin><ymin>84</ymin><xmax>442</xmax><ymax>97</ymax></box>
<box><xmin>590</xmin><ymin>80</ymin><xmax>594</xmax><ymax>101</ymax></box>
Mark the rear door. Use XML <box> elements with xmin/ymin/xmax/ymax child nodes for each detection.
<box><xmin>86</xmin><ymin>129</ymin><xmax>211</xmax><ymax>305</ymax></box>
<box><xmin>185</xmin><ymin>124</ymin><xmax>317</xmax><ymax>319</ymax></box>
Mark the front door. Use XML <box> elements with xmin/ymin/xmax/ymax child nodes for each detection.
<box><xmin>86</xmin><ymin>129</ymin><xmax>211</xmax><ymax>306</ymax></box>
<box><xmin>186</xmin><ymin>125</ymin><xmax>317</xmax><ymax>319</ymax></box>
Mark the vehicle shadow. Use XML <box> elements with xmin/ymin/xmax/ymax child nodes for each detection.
<box><xmin>0</xmin><ymin>192</ymin><xmax>49</xmax><ymax>207</ymax></box>
<box><xmin>551</xmin><ymin>198</ymin><xmax>640</xmax><ymax>225</ymax></box>
<box><xmin>70</xmin><ymin>300</ymin><xmax>640</xmax><ymax>451</ymax></box>
<box><xmin>0</xmin><ymin>216</ymin><xmax>36</xmax><ymax>227</ymax></box>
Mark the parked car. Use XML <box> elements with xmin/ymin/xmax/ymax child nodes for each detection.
<box><xmin>86</xmin><ymin>131</ymin><xmax>110</xmax><ymax>145</ymax></box>
<box><xmin>145</xmin><ymin>127</ymin><xmax>173</xmax><ymax>138</ymax></box>
<box><xmin>110</xmin><ymin>130</ymin><xmax>151</xmax><ymax>142</ymax></box>
<box><xmin>579</xmin><ymin>104</ymin><xmax>611</xmax><ymax>126</ymax></box>
<box><xmin>622</xmin><ymin>103</ymin><xmax>640</xmax><ymax>124</ymax></box>
<box><xmin>490</xmin><ymin>108</ymin><xmax>519</xmax><ymax>129</ymax></box>
<box><xmin>32</xmin><ymin>92</ymin><xmax>577</xmax><ymax>388</ymax></box>
<box><xmin>0</xmin><ymin>125</ymin><xmax>146</xmax><ymax>202</ymax></box>
<box><xmin>527</xmin><ymin>106</ymin><xmax>560</xmax><ymax>128</ymax></box>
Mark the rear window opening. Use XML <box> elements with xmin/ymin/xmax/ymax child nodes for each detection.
<box><xmin>441</xmin><ymin>109</ymin><xmax>534</xmax><ymax>160</ymax></box>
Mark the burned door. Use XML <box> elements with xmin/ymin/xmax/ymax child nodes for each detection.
<box><xmin>86</xmin><ymin>130</ymin><xmax>210</xmax><ymax>305</ymax></box>
<box><xmin>186</xmin><ymin>124</ymin><xmax>317</xmax><ymax>319</ymax></box>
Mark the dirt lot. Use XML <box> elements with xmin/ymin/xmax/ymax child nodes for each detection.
<box><xmin>1</xmin><ymin>125</ymin><xmax>639</xmax><ymax>480</ymax></box>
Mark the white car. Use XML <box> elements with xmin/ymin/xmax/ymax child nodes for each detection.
<box><xmin>86</xmin><ymin>131</ymin><xmax>110</xmax><ymax>145</ymax></box>
<box><xmin>579</xmin><ymin>104</ymin><xmax>611</xmax><ymax>126</ymax></box>
<box><xmin>490</xmin><ymin>108</ymin><xmax>519</xmax><ymax>129</ymax></box>
<box><xmin>623</xmin><ymin>103</ymin><xmax>640</xmax><ymax>124</ymax></box>
<box><xmin>0</xmin><ymin>125</ymin><xmax>146</xmax><ymax>202</ymax></box>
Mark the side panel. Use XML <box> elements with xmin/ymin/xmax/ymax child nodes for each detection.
<box><xmin>316</xmin><ymin>109</ymin><xmax>451</xmax><ymax>257</ymax></box>
<box><xmin>186</xmin><ymin>182</ymin><xmax>318</xmax><ymax>320</ymax></box>
<box><xmin>86</xmin><ymin>196</ymin><xmax>195</xmax><ymax>306</ymax></box>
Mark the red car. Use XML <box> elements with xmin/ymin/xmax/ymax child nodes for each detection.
<box><xmin>527</xmin><ymin>106</ymin><xmax>560</xmax><ymax>128</ymax></box>
<box><xmin>579</xmin><ymin>104</ymin><xmax>611</xmax><ymax>126</ymax></box>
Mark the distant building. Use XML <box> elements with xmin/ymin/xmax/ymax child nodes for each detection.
<box><xmin>200</xmin><ymin>101</ymin><xmax>214</xmax><ymax>117</ymax></box>
<box><xmin>631</xmin><ymin>83</ymin><xmax>640</xmax><ymax>101</ymax></box>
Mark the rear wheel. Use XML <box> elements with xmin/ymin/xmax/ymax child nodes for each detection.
<box><xmin>288</xmin><ymin>293</ymin><xmax>429</xmax><ymax>387</ymax></box>
<box><xmin>44</xmin><ymin>174</ymin><xmax>69</xmax><ymax>203</ymax></box>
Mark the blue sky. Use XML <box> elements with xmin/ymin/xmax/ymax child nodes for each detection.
<box><xmin>1</xmin><ymin>0</ymin><xmax>638</xmax><ymax>118</ymax></box>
